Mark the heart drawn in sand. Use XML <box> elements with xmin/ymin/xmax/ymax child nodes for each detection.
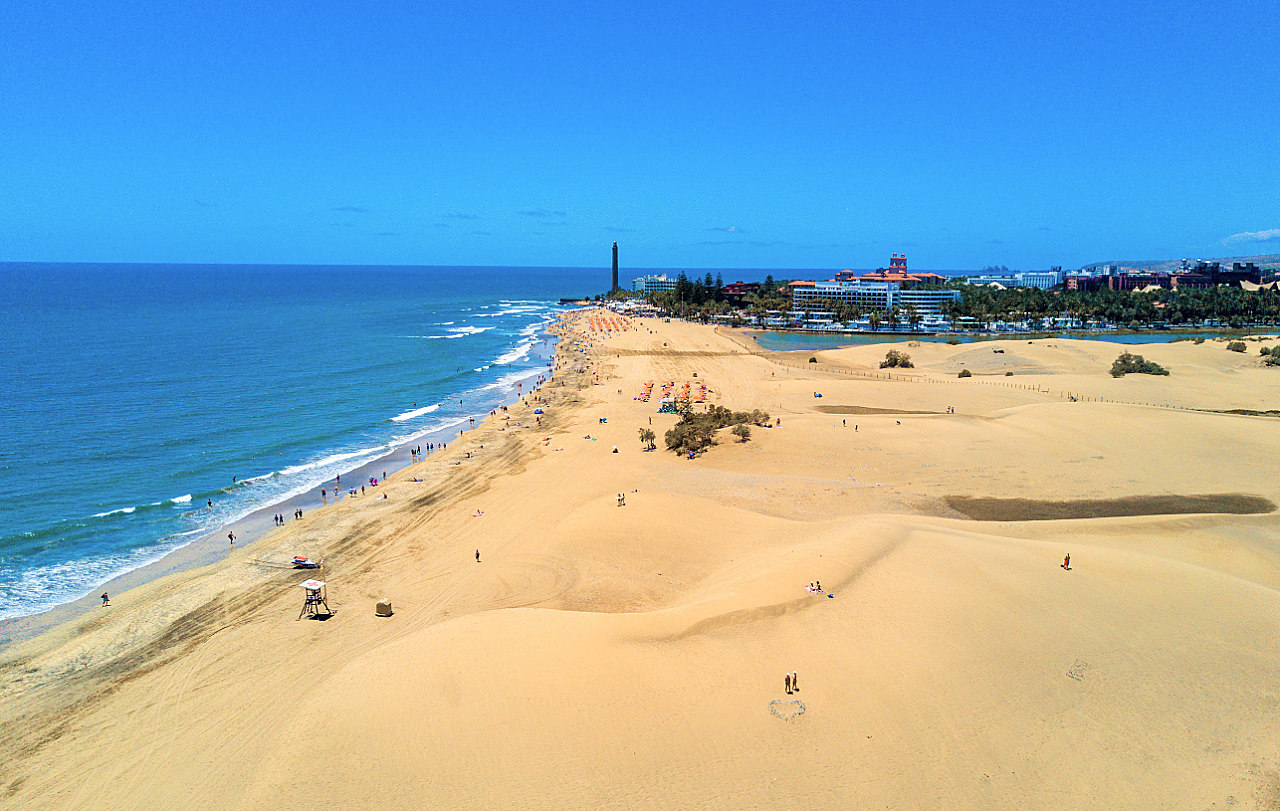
<box><xmin>769</xmin><ymin>699</ymin><xmax>806</xmax><ymax>720</ymax></box>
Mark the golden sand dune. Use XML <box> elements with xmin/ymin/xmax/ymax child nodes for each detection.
<box><xmin>2</xmin><ymin>313</ymin><xmax>1278</xmax><ymax>810</ymax></box>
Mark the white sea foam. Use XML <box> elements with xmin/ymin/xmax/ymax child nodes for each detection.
<box><xmin>449</xmin><ymin>325</ymin><xmax>492</xmax><ymax>337</ymax></box>
<box><xmin>392</xmin><ymin>403</ymin><xmax>441</xmax><ymax>422</ymax></box>
<box><xmin>170</xmin><ymin>494</ymin><xmax>192</xmax><ymax>504</ymax></box>
<box><xmin>277</xmin><ymin>447</ymin><xmax>387</xmax><ymax>478</ymax></box>
<box><xmin>391</xmin><ymin>414</ymin><xmax>472</xmax><ymax>446</ymax></box>
<box><xmin>479</xmin><ymin>368</ymin><xmax>539</xmax><ymax>392</ymax></box>
<box><xmin>476</xmin><ymin>305</ymin><xmax>547</xmax><ymax>318</ymax></box>
<box><xmin>93</xmin><ymin>506</ymin><xmax>136</xmax><ymax>517</ymax></box>
<box><xmin>492</xmin><ymin>341</ymin><xmax>533</xmax><ymax>366</ymax></box>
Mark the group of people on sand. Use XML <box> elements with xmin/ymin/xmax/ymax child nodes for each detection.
<box><xmin>784</xmin><ymin>670</ymin><xmax>799</xmax><ymax>694</ymax></box>
<box><xmin>806</xmin><ymin>581</ymin><xmax>822</xmax><ymax>593</ymax></box>
<box><xmin>272</xmin><ymin>509</ymin><xmax>302</xmax><ymax>526</ymax></box>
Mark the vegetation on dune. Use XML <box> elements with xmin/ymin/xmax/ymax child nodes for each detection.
<box><xmin>1262</xmin><ymin>346</ymin><xmax>1280</xmax><ymax>366</ymax></box>
<box><xmin>1227</xmin><ymin>340</ymin><xmax>1247</xmax><ymax>352</ymax></box>
<box><xmin>1110</xmin><ymin>351</ymin><xmax>1170</xmax><ymax>377</ymax></box>
<box><xmin>731</xmin><ymin>424</ymin><xmax>751</xmax><ymax>442</ymax></box>
<box><xmin>880</xmin><ymin>349</ymin><xmax>914</xmax><ymax>369</ymax></box>
<box><xmin>958</xmin><ymin>368</ymin><xmax>972</xmax><ymax>378</ymax></box>
<box><xmin>638</xmin><ymin>427</ymin><xmax>656</xmax><ymax>451</ymax></box>
<box><xmin>664</xmin><ymin>405</ymin><xmax>770</xmax><ymax>456</ymax></box>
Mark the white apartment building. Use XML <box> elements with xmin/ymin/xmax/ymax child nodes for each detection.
<box><xmin>791</xmin><ymin>280</ymin><xmax>960</xmax><ymax>322</ymax></box>
<box><xmin>632</xmin><ymin>274</ymin><xmax>678</xmax><ymax>293</ymax></box>
<box><xmin>967</xmin><ymin>270</ymin><xmax>1061</xmax><ymax>289</ymax></box>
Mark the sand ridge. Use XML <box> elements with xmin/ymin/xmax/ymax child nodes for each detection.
<box><xmin>2</xmin><ymin>311</ymin><xmax>1279</xmax><ymax>810</ymax></box>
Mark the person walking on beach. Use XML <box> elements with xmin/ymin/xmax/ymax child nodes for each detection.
<box><xmin>475</xmin><ymin>549</ymin><xmax>481</xmax><ymax>563</ymax></box>
<box><xmin>101</xmin><ymin>592</ymin><xmax>110</xmax><ymax>606</ymax></box>
<box><xmin>1062</xmin><ymin>553</ymin><xmax>1070</xmax><ymax>570</ymax></box>
<box><xmin>784</xmin><ymin>673</ymin><xmax>792</xmax><ymax>694</ymax></box>
<box><xmin>791</xmin><ymin>671</ymin><xmax>798</xmax><ymax>692</ymax></box>
<box><xmin>228</xmin><ymin>530</ymin><xmax>235</xmax><ymax>548</ymax></box>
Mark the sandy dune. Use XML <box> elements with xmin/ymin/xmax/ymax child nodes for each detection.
<box><xmin>2</xmin><ymin>313</ymin><xmax>1278</xmax><ymax>810</ymax></box>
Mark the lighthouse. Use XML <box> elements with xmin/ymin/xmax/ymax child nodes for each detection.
<box><xmin>611</xmin><ymin>241</ymin><xmax>619</xmax><ymax>292</ymax></box>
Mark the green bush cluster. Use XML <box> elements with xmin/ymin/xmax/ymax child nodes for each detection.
<box><xmin>1261</xmin><ymin>345</ymin><xmax>1280</xmax><ymax>366</ymax></box>
<box><xmin>664</xmin><ymin>406</ymin><xmax>770</xmax><ymax>455</ymax></box>
<box><xmin>879</xmin><ymin>349</ymin><xmax>914</xmax><ymax>369</ymax></box>
<box><xmin>1227</xmin><ymin>340</ymin><xmax>1247</xmax><ymax>353</ymax></box>
<box><xmin>958</xmin><ymin>368</ymin><xmax>972</xmax><ymax>378</ymax></box>
<box><xmin>1110</xmin><ymin>351</ymin><xmax>1170</xmax><ymax>377</ymax></box>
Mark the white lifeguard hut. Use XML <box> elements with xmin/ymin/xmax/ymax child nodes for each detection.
<box><xmin>298</xmin><ymin>579</ymin><xmax>330</xmax><ymax>620</ymax></box>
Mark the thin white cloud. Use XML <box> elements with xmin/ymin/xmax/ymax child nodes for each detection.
<box><xmin>1224</xmin><ymin>228</ymin><xmax>1280</xmax><ymax>244</ymax></box>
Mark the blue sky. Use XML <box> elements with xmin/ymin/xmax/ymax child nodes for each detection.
<box><xmin>1</xmin><ymin>0</ymin><xmax>1277</xmax><ymax>270</ymax></box>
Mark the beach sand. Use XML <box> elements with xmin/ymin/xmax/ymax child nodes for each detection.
<box><xmin>2</xmin><ymin>313</ymin><xmax>1278</xmax><ymax>809</ymax></box>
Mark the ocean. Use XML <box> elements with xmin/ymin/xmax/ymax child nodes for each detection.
<box><xmin>0</xmin><ymin>263</ymin><xmax>604</xmax><ymax>621</ymax></box>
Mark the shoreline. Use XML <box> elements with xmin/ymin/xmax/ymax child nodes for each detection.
<box><xmin>0</xmin><ymin>326</ymin><xmax>566</xmax><ymax>648</ymax></box>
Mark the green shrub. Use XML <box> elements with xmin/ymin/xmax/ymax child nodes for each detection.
<box><xmin>731</xmin><ymin>424</ymin><xmax>751</xmax><ymax>442</ymax></box>
<box><xmin>1110</xmin><ymin>351</ymin><xmax>1170</xmax><ymax>377</ymax></box>
<box><xmin>1227</xmin><ymin>341</ymin><xmax>1247</xmax><ymax>353</ymax></box>
<box><xmin>1193</xmin><ymin>336</ymin><xmax>1205</xmax><ymax>344</ymax></box>
<box><xmin>1265</xmin><ymin>354</ymin><xmax>1280</xmax><ymax>367</ymax></box>
<box><xmin>638</xmin><ymin>427</ymin><xmax>656</xmax><ymax>450</ymax></box>
<box><xmin>808</xmin><ymin>356</ymin><xmax>818</xmax><ymax>363</ymax></box>
<box><xmin>880</xmin><ymin>349</ymin><xmax>914</xmax><ymax>369</ymax></box>
<box><xmin>664</xmin><ymin>405</ymin><xmax>770</xmax><ymax>455</ymax></box>
<box><xmin>1005</xmin><ymin>371</ymin><xmax>1014</xmax><ymax>376</ymax></box>
<box><xmin>958</xmin><ymin>368</ymin><xmax>972</xmax><ymax>378</ymax></box>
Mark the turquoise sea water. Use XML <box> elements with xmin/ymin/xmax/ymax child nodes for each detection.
<box><xmin>0</xmin><ymin>263</ymin><xmax>601</xmax><ymax>621</ymax></box>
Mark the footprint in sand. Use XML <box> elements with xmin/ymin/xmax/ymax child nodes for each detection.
<box><xmin>1066</xmin><ymin>659</ymin><xmax>1090</xmax><ymax>681</ymax></box>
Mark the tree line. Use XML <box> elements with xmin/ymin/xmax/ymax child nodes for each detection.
<box><xmin>616</xmin><ymin>275</ymin><xmax>1280</xmax><ymax>329</ymax></box>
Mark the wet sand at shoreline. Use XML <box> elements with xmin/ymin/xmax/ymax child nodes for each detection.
<box><xmin>2</xmin><ymin>312</ymin><xmax>1278</xmax><ymax>810</ymax></box>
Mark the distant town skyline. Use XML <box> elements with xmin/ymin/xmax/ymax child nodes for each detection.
<box><xmin>2</xmin><ymin>0</ymin><xmax>1276</xmax><ymax>269</ymax></box>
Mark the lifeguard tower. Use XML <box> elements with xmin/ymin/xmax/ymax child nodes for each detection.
<box><xmin>298</xmin><ymin>579</ymin><xmax>331</xmax><ymax>620</ymax></box>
